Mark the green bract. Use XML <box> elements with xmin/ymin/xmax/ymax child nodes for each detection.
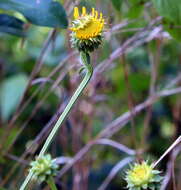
<box><xmin>70</xmin><ymin>33</ymin><xmax>103</xmax><ymax>53</ymax></box>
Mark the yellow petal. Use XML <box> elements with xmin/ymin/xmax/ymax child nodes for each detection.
<box><xmin>99</xmin><ymin>12</ymin><xmax>103</xmax><ymax>20</ymax></box>
<box><xmin>70</xmin><ymin>27</ymin><xmax>77</xmax><ymax>31</ymax></box>
<box><xmin>74</xmin><ymin>7</ymin><xmax>79</xmax><ymax>19</ymax></box>
<box><xmin>92</xmin><ymin>8</ymin><xmax>95</xmax><ymax>16</ymax></box>
<box><xmin>95</xmin><ymin>11</ymin><xmax>98</xmax><ymax>19</ymax></box>
<box><xmin>82</xmin><ymin>6</ymin><xmax>86</xmax><ymax>16</ymax></box>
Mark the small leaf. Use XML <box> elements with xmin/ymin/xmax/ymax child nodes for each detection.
<box><xmin>0</xmin><ymin>0</ymin><xmax>68</xmax><ymax>28</ymax></box>
<box><xmin>0</xmin><ymin>74</ymin><xmax>28</xmax><ymax>121</ymax></box>
<box><xmin>0</xmin><ymin>14</ymin><xmax>26</xmax><ymax>37</ymax></box>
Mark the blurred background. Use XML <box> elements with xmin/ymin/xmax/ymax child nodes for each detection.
<box><xmin>0</xmin><ymin>0</ymin><xmax>181</xmax><ymax>189</ymax></box>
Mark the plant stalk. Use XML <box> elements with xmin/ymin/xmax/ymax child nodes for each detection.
<box><xmin>47</xmin><ymin>176</ymin><xmax>58</xmax><ymax>190</ymax></box>
<box><xmin>153</xmin><ymin>135</ymin><xmax>181</xmax><ymax>168</ymax></box>
<box><xmin>19</xmin><ymin>52</ymin><xmax>93</xmax><ymax>190</ymax></box>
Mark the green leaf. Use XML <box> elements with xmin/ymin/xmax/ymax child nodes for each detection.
<box><xmin>0</xmin><ymin>74</ymin><xmax>28</xmax><ymax>121</ymax></box>
<box><xmin>163</xmin><ymin>21</ymin><xmax>181</xmax><ymax>41</ymax></box>
<box><xmin>126</xmin><ymin>4</ymin><xmax>144</xmax><ymax>18</ymax></box>
<box><xmin>152</xmin><ymin>0</ymin><xmax>181</xmax><ymax>24</ymax></box>
<box><xmin>126</xmin><ymin>0</ymin><xmax>145</xmax><ymax>18</ymax></box>
<box><xmin>152</xmin><ymin>0</ymin><xmax>181</xmax><ymax>41</ymax></box>
<box><xmin>111</xmin><ymin>0</ymin><xmax>123</xmax><ymax>11</ymax></box>
<box><xmin>0</xmin><ymin>0</ymin><xmax>68</xmax><ymax>28</ymax></box>
<box><xmin>0</xmin><ymin>14</ymin><xmax>26</xmax><ymax>37</ymax></box>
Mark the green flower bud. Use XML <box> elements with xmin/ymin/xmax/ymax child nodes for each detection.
<box><xmin>29</xmin><ymin>154</ymin><xmax>58</xmax><ymax>183</ymax></box>
<box><xmin>125</xmin><ymin>161</ymin><xmax>163</xmax><ymax>190</ymax></box>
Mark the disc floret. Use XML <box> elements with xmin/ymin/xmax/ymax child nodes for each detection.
<box><xmin>70</xmin><ymin>6</ymin><xmax>105</xmax><ymax>52</ymax></box>
<box><xmin>125</xmin><ymin>161</ymin><xmax>163</xmax><ymax>190</ymax></box>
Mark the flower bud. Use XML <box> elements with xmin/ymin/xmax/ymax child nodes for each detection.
<box><xmin>29</xmin><ymin>154</ymin><xmax>58</xmax><ymax>182</ymax></box>
<box><xmin>125</xmin><ymin>161</ymin><xmax>163</xmax><ymax>190</ymax></box>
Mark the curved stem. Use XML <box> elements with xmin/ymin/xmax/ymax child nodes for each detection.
<box><xmin>19</xmin><ymin>52</ymin><xmax>93</xmax><ymax>190</ymax></box>
<box><xmin>47</xmin><ymin>177</ymin><xmax>58</xmax><ymax>190</ymax></box>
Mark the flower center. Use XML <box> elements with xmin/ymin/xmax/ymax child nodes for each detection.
<box><xmin>134</xmin><ymin>167</ymin><xmax>148</xmax><ymax>179</ymax></box>
<box><xmin>129</xmin><ymin>163</ymin><xmax>153</xmax><ymax>186</ymax></box>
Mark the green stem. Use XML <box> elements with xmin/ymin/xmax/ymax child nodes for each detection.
<box><xmin>47</xmin><ymin>176</ymin><xmax>58</xmax><ymax>190</ymax></box>
<box><xmin>19</xmin><ymin>52</ymin><xmax>93</xmax><ymax>190</ymax></box>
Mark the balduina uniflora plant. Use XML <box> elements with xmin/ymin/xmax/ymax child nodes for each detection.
<box><xmin>125</xmin><ymin>161</ymin><xmax>163</xmax><ymax>190</ymax></box>
<box><xmin>20</xmin><ymin>6</ymin><xmax>105</xmax><ymax>190</ymax></box>
<box><xmin>70</xmin><ymin>6</ymin><xmax>105</xmax><ymax>52</ymax></box>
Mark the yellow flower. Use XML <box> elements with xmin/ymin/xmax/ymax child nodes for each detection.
<box><xmin>125</xmin><ymin>161</ymin><xmax>163</xmax><ymax>190</ymax></box>
<box><xmin>70</xmin><ymin>7</ymin><xmax>105</xmax><ymax>52</ymax></box>
<box><xmin>70</xmin><ymin>7</ymin><xmax>104</xmax><ymax>40</ymax></box>
<box><xmin>127</xmin><ymin>162</ymin><xmax>153</xmax><ymax>186</ymax></box>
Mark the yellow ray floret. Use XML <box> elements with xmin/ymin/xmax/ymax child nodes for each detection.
<box><xmin>74</xmin><ymin>7</ymin><xmax>79</xmax><ymax>19</ymax></box>
<box><xmin>82</xmin><ymin>7</ymin><xmax>86</xmax><ymax>16</ymax></box>
<box><xmin>70</xmin><ymin>7</ymin><xmax>105</xmax><ymax>40</ymax></box>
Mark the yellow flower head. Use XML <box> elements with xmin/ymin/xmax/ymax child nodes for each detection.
<box><xmin>70</xmin><ymin>6</ymin><xmax>104</xmax><ymax>39</ymax></box>
<box><xmin>70</xmin><ymin>7</ymin><xmax>105</xmax><ymax>52</ymax></box>
<box><xmin>125</xmin><ymin>161</ymin><xmax>163</xmax><ymax>190</ymax></box>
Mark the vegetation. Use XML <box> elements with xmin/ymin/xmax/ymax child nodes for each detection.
<box><xmin>0</xmin><ymin>0</ymin><xmax>180</xmax><ymax>189</ymax></box>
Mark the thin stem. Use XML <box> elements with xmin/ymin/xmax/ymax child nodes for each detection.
<box><xmin>141</xmin><ymin>39</ymin><xmax>161</xmax><ymax>149</ymax></box>
<box><xmin>153</xmin><ymin>136</ymin><xmax>181</xmax><ymax>168</ymax></box>
<box><xmin>19</xmin><ymin>52</ymin><xmax>93</xmax><ymax>190</ymax></box>
<box><xmin>121</xmin><ymin>55</ymin><xmax>138</xmax><ymax>151</ymax></box>
<box><xmin>47</xmin><ymin>177</ymin><xmax>58</xmax><ymax>190</ymax></box>
<box><xmin>19</xmin><ymin>173</ymin><xmax>33</xmax><ymax>190</ymax></box>
<box><xmin>39</xmin><ymin>52</ymin><xmax>92</xmax><ymax>156</ymax></box>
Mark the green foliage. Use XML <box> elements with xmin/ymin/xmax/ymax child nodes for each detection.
<box><xmin>163</xmin><ymin>22</ymin><xmax>181</xmax><ymax>41</ymax></box>
<box><xmin>126</xmin><ymin>0</ymin><xmax>145</xmax><ymax>18</ymax></box>
<box><xmin>0</xmin><ymin>14</ymin><xmax>26</xmax><ymax>37</ymax></box>
<box><xmin>152</xmin><ymin>0</ymin><xmax>181</xmax><ymax>24</ymax></box>
<box><xmin>152</xmin><ymin>0</ymin><xmax>181</xmax><ymax>41</ymax></box>
<box><xmin>0</xmin><ymin>0</ymin><xmax>180</xmax><ymax>189</ymax></box>
<box><xmin>126</xmin><ymin>5</ymin><xmax>144</xmax><ymax>19</ymax></box>
<box><xmin>0</xmin><ymin>0</ymin><xmax>68</xmax><ymax>28</ymax></box>
<box><xmin>0</xmin><ymin>74</ymin><xmax>28</xmax><ymax>121</ymax></box>
<box><xmin>111</xmin><ymin>0</ymin><xmax>123</xmax><ymax>11</ymax></box>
